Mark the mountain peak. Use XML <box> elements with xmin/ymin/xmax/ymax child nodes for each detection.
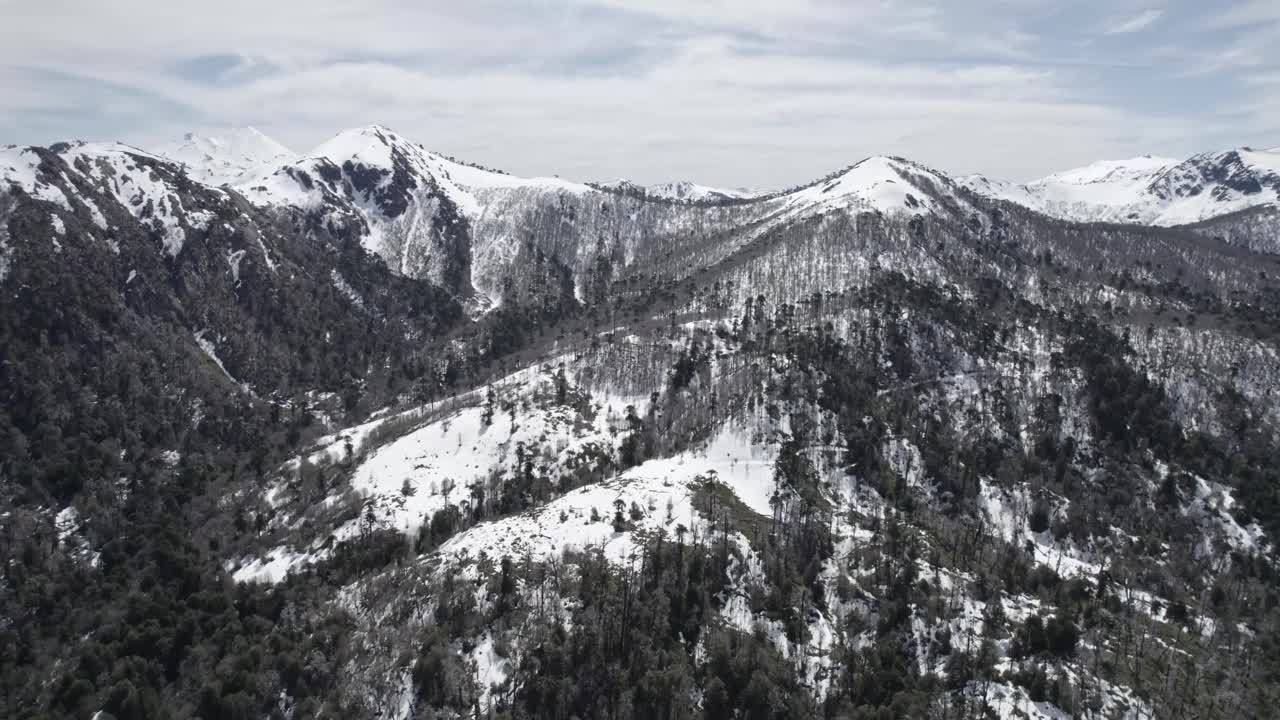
<box><xmin>308</xmin><ymin>125</ymin><xmax>423</xmax><ymax>169</ymax></box>
<box><xmin>775</xmin><ymin>154</ymin><xmax>967</xmax><ymax>219</ymax></box>
<box><xmin>159</xmin><ymin>127</ymin><xmax>294</xmax><ymax>185</ymax></box>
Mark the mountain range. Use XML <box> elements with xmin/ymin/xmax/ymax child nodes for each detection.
<box><xmin>154</xmin><ymin>126</ymin><xmax>1280</xmax><ymax>226</ymax></box>
<box><xmin>154</xmin><ymin>126</ymin><xmax>1280</xmax><ymax>265</ymax></box>
<box><xmin>2</xmin><ymin>124</ymin><xmax>1279</xmax><ymax>720</ymax></box>
<box><xmin>12</xmin><ymin>123</ymin><xmax>1266</xmax><ymax>300</ymax></box>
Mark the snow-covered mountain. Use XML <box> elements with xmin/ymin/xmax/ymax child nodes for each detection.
<box><xmin>1145</xmin><ymin>147</ymin><xmax>1280</xmax><ymax>222</ymax></box>
<box><xmin>599</xmin><ymin>179</ymin><xmax>757</xmax><ymax>203</ymax></box>
<box><xmin>158</xmin><ymin>127</ymin><xmax>294</xmax><ymax>185</ymax></box>
<box><xmin>962</xmin><ymin>155</ymin><xmax>1176</xmax><ymax>221</ymax></box>
<box><xmin>235</xmin><ymin>125</ymin><xmax>598</xmax><ymax>297</ymax></box>
<box><xmin>9</xmin><ymin>126</ymin><xmax>1278</xmax><ymax>307</ymax></box>
<box><xmin>5</xmin><ymin>123</ymin><xmax>1280</xmax><ymax>720</ymax></box>
<box><xmin>232</xmin><ymin>127</ymin><xmax>965</xmax><ymax>303</ymax></box>
<box><xmin>963</xmin><ymin>147</ymin><xmax>1280</xmax><ymax>226</ymax></box>
<box><xmin>776</xmin><ymin>155</ymin><xmax>972</xmax><ymax>220</ymax></box>
<box><xmin>650</xmin><ymin>180</ymin><xmax>757</xmax><ymax>202</ymax></box>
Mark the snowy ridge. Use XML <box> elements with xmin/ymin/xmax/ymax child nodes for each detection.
<box><xmin>239</xmin><ymin>129</ymin><xmax>974</xmax><ymax>302</ymax></box>
<box><xmin>2</xmin><ymin>141</ymin><xmax>216</xmax><ymax>257</ymax></box>
<box><xmin>241</xmin><ymin>124</ymin><xmax>591</xmax><ymax>213</ymax></box>
<box><xmin>648</xmin><ymin>180</ymin><xmax>757</xmax><ymax>202</ymax></box>
<box><xmin>963</xmin><ymin>148</ymin><xmax>1280</xmax><ymax>226</ymax></box>
<box><xmin>599</xmin><ymin>178</ymin><xmax>757</xmax><ymax>203</ymax></box>
<box><xmin>62</xmin><ymin>142</ymin><xmax>215</xmax><ymax>256</ymax></box>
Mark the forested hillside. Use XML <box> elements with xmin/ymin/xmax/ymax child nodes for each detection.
<box><xmin>2</xmin><ymin>132</ymin><xmax>1278</xmax><ymax>720</ymax></box>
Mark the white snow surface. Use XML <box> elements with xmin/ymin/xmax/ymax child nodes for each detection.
<box><xmin>54</xmin><ymin>505</ymin><xmax>101</xmax><ymax>568</ymax></box>
<box><xmin>239</xmin><ymin>124</ymin><xmax>586</xmax><ymax>212</ymax></box>
<box><xmin>300</xmin><ymin>125</ymin><xmax>590</xmax><ymax>201</ymax></box>
<box><xmin>158</xmin><ymin>127</ymin><xmax>294</xmax><ymax>186</ymax></box>
<box><xmin>649</xmin><ymin>180</ymin><xmax>757</xmax><ymax>202</ymax></box>
<box><xmin>977</xmin><ymin>479</ymin><xmax>1104</xmax><ymax>581</ymax></box>
<box><xmin>236</xmin><ymin>359</ymin><xmax>782</xmax><ymax>584</ymax></box>
<box><xmin>232</xmin><ymin>549</ymin><xmax>311</xmax><ymax>584</ymax></box>
<box><xmin>338</xmin><ymin>384</ymin><xmax>776</xmax><ymax>550</ymax></box>
<box><xmin>438</xmin><ymin>424</ymin><xmax>776</xmax><ymax>568</ymax></box>
<box><xmin>193</xmin><ymin>330</ymin><xmax>235</xmax><ymax>382</ymax></box>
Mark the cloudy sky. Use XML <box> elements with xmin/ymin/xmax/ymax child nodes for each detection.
<box><xmin>1</xmin><ymin>0</ymin><xmax>1277</xmax><ymax>188</ymax></box>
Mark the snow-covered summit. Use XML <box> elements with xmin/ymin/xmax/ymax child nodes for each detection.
<box><xmin>158</xmin><ymin>127</ymin><xmax>294</xmax><ymax>186</ymax></box>
<box><xmin>241</xmin><ymin>125</ymin><xmax>591</xmax><ymax>210</ymax></box>
<box><xmin>778</xmin><ymin>155</ymin><xmax>969</xmax><ymax>219</ymax></box>
<box><xmin>235</xmin><ymin>125</ymin><xmax>601</xmax><ymax>295</ymax></box>
<box><xmin>1143</xmin><ymin>147</ymin><xmax>1280</xmax><ymax>223</ymax></box>
<box><xmin>303</xmin><ymin>125</ymin><xmax>589</xmax><ymax>195</ymax></box>
<box><xmin>1037</xmin><ymin>155</ymin><xmax>1178</xmax><ymax>186</ymax></box>
<box><xmin>963</xmin><ymin>148</ymin><xmax>1280</xmax><ymax>226</ymax></box>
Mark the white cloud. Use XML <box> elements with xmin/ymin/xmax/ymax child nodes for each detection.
<box><xmin>0</xmin><ymin>0</ymin><xmax>1272</xmax><ymax>186</ymax></box>
<box><xmin>1104</xmin><ymin>9</ymin><xmax>1164</xmax><ymax>34</ymax></box>
<box><xmin>1207</xmin><ymin>0</ymin><xmax>1280</xmax><ymax>29</ymax></box>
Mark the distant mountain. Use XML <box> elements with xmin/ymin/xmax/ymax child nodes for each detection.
<box><xmin>158</xmin><ymin>127</ymin><xmax>294</xmax><ymax>185</ymax></box>
<box><xmin>650</xmin><ymin>180</ymin><xmax>758</xmax><ymax>202</ymax></box>
<box><xmin>963</xmin><ymin>148</ymin><xmax>1280</xmax><ymax>227</ymax></box>
<box><xmin>599</xmin><ymin>179</ymin><xmax>758</xmax><ymax>203</ymax></box>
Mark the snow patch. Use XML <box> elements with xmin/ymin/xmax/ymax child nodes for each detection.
<box><xmin>331</xmin><ymin>269</ymin><xmax>365</xmax><ymax>309</ymax></box>
<box><xmin>226</xmin><ymin>249</ymin><xmax>247</xmax><ymax>283</ymax></box>
<box><xmin>230</xmin><ymin>549</ymin><xmax>311</xmax><ymax>584</ymax></box>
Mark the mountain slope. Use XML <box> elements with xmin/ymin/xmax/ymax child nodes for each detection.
<box><xmin>0</xmin><ymin>139</ymin><xmax>465</xmax><ymax>485</ymax></box>
<box><xmin>228</xmin><ymin>145</ymin><xmax>1280</xmax><ymax>720</ymax></box>
<box><xmin>6</xmin><ymin>128</ymin><xmax>1280</xmax><ymax>720</ymax></box>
